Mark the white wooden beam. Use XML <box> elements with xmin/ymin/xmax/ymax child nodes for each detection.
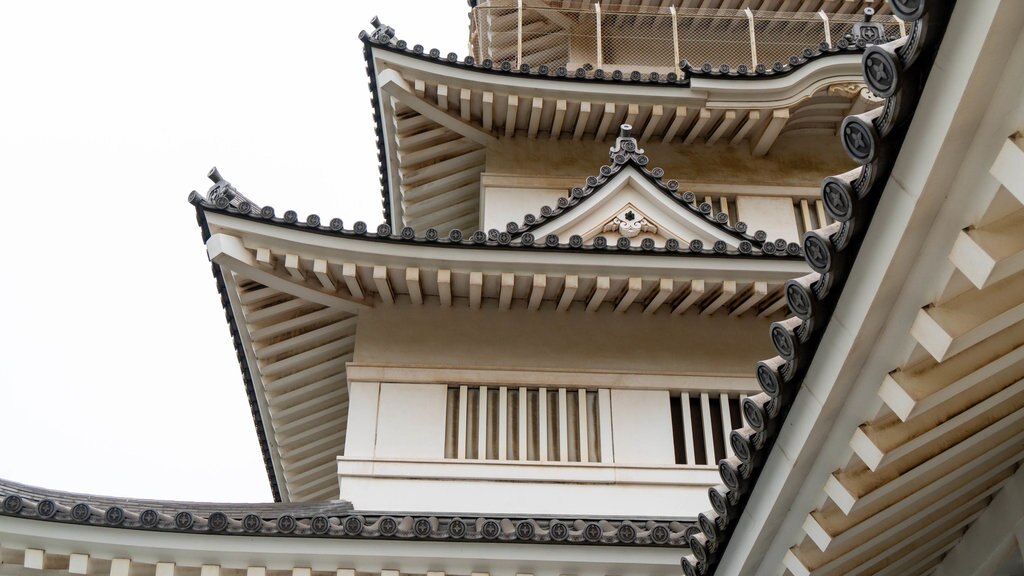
<box><xmin>989</xmin><ymin>135</ymin><xmax>1024</xmax><ymax>203</ymax></box>
<box><xmin>683</xmin><ymin>108</ymin><xmax>712</xmax><ymax>144</ymax></box>
<box><xmin>587</xmin><ymin>276</ymin><xmax>610</xmax><ymax>313</ymax></box>
<box><xmin>207</xmin><ymin>234</ymin><xmax>366</xmax><ymax>313</ymax></box>
<box><xmin>595</xmin><ymin>103</ymin><xmax>617</xmax><ymax>141</ymax></box>
<box><xmin>470</xmin><ymin>271</ymin><xmax>484</xmax><ymax>309</ymax></box>
<box><xmin>730</xmin><ymin>281</ymin><xmax>768</xmax><ymax>316</ymax></box>
<box><xmin>573</xmin><ymin>101</ymin><xmax>592</xmax><ymax>141</ymax></box>
<box><xmin>550</xmin><ymin>99</ymin><xmax>567</xmax><ymax>140</ymax></box>
<box><xmin>625</xmin><ymin>103</ymin><xmax>640</xmax><ymax>128</ymax></box>
<box><xmin>528</xmin><ymin>273</ymin><xmax>546</xmax><ymax>310</ymax></box>
<box><xmin>701</xmin><ymin>280</ymin><xmax>736</xmax><ymax>316</ymax></box>
<box><xmin>911</xmin><ymin>273</ymin><xmax>1024</xmax><ymax>361</ymax></box>
<box><xmin>499</xmin><ymin>272</ymin><xmax>514</xmax><ymax>310</ymax></box>
<box><xmin>460</xmin><ymin>88</ymin><xmax>471</xmax><ymax>121</ymax></box>
<box><xmin>825</xmin><ymin>414</ymin><xmax>1024</xmax><ymax>515</ymax></box>
<box><xmin>406</xmin><ymin>267</ymin><xmax>422</xmax><ymax>305</ymax></box>
<box><xmin>505</xmin><ymin>94</ymin><xmax>519</xmax><ymax>138</ymax></box>
<box><xmin>615</xmin><ymin>277</ymin><xmax>643</xmax><ymax>313</ymax></box>
<box><xmin>558</xmin><ymin>275</ymin><xmax>578</xmax><ymax>311</ymax></box>
<box><xmin>853</xmin><ymin>377</ymin><xmax>1024</xmax><ymax>471</ymax></box>
<box><xmin>932</xmin><ymin>465</ymin><xmax>1024</xmax><ymax>576</ymax></box>
<box><xmin>111</xmin><ymin>559</ymin><xmax>131</xmax><ymax>576</ymax></box>
<box><xmin>730</xmin><ymin>110</ymin><xmax>761</xmax><ymax>146</ymax></box>
<box><xmin>644</xmin><ymin>278</ymin><xmax>674</xmax><ymax>314</ymax></box>
<box><xmin>528</xmin><ymin>97</ymin><xmax>543</xmax><ymax>138</ymax></box>
<box><xmin>70</xmin><ymin>555</ymin><xmax>91</xmax><ymax>575</ymax></box>
<box><xmin>662</xmin><ymin>106</ymin><xmax>688</xmax><ymax>143</ymax></box>
<box><xmin>284</xmin><ymin>254</ymin><xmax>304</xmax><ymax>281</ymax></box>
<box><xmin>378</xmin><ymin>69</ymin><xmax>494</xmax><ymax>145</ymax></box>
<box><xmin>706</xmin><ymin>110</ymin><xmax>738</xmax><ymax>145</ymax></box>
<box><xmin>256</xmin><ymin>247</ymin><xmax>275</xmax><ymax>269</ymax></box>
<box><xmin>342</xmin><ymin>262</ymin><xmax>363</xmax><ymax>300</ymax></box>
<box><xmin>948</xmin><ymin>215</ymin><xmax>1024</xmax><ymax>289</ymax></box>
<box><xmin>673</xmin><ymin>279</ymin><xmax>705</xmax><ymax>314</ymax></box>
<box><xmin>641</xmin><ymin>104</ymin><xmax>664</xmax><ymax>143</ymax></box>
<box><xmin>438</xmin><ymin>269</ymin><xmax>452</xmax><ymax>307</ymax></box>
<box><xmin>482</xmin><ymin>91</ymin><xmax>494</xmax><ymax>132</ymax></box>
<box><xmin>312</xmin><ymin>259</ymin><xmax>335</xmax><ymax>291</ymax></box>
<box><xmin>752</xmin><ymin>108</ymin><xmax>790</xmax><ymax>156</ymax></box>
<box><xmin>436</xmin><ymin>84</ymin><xmax>449</xmax><ymax>111</ymax></box>
<box><xmin>373</xmin><ymin>265</ymin><xmax>393</xmax><ymax>305</ymax></box>
<box><xmin>24</xmin><ymin>549</ymin><xmax>44</xmax><ymax>570</ymax></box>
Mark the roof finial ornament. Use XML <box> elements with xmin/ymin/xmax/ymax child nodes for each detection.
<box><xmin>368</xmin><ymin>16</ymin><xmax>396</xmax><ymax>45</ymax></box>
<box><xmin>849</xmin><ymin>7</ymin><xmax>886</xmax><ymax>46</ymax></box>
<box><xmin>205</xmin><ymin>167</ymin><xmax>260</xmax><ymax>213</ymax></box>
<box><xmin>610</xmin><ymin>124</ymin><xmax>644</xmax><ymax>161</ymax></box>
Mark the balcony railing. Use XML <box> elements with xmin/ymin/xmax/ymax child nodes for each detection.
<box><xmin>470</xmin><ymin>1</ymin><xmax>903</xmax><ymax>76</ymax></box>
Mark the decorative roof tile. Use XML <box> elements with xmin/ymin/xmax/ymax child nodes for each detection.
<box><xmin>0</xmin><ymin>478</ymin><xmax>692</xmax><ymax>546</ymax></box>
<box><xmin>189</xmin><ymin>173</ymin><xmax>801</xmax><ymax>259</ymax></box>
<box><xmin>678</xmin><ymin>2</ymin><xmax>955</xmax><ymax>575</ymax></box>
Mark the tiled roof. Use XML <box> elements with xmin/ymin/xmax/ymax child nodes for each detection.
<box><xmin>360</xmin><ymin>16</ymin><xmax>895</xmax><ymax>227</ymax></box>
<box><xmin>0</xmin><ymin>478</ymin><xmax>692</xmax><ymax>545</ymax></box>
<box><xmin>678</xmin><ymin>1</ymin><xmax>956</xmax><ymax>574</ymax></box>
<box><xmin>505</xmin><ymin>124</ymin><xmax>792</xmax><ymax>254</ymax></box>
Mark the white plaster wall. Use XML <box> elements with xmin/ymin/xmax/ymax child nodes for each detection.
<box><xmin>735</xmin><ymin>196</ymin><xmax>800</xmax><ymax>242</ymax></box>
<box><xmin>337</xmin><ymin>474</ymin><xmax>713</xmax><ymax>517</ymax></box>
<box><xmin>609</xmin><ymin>389</ymin><xmax>675</xmax><ymax>465</ymax></box>
<box><xmin>374</xmin><ymin>383</ymin><xmax>447</xmax><ymax>459</ymax></box>
<box><xmin>345</xmin><ymin>381</ymin><xmax>380</xmax><ymax>458</ymax></box>
<box><xmin>482</xmin><ymin>186</ymin><xmax>568</xmax><ymax>230</ymax></box>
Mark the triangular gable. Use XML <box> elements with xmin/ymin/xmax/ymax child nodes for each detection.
<box><xmin>530</xmin><ymin>168</ymin><xmax>743</xmax><ymax>248</ymax></box>
<box><xmin>507</xmin><ymin>125</ymin><xmax>766</xmax><ymax>250</ymax></box>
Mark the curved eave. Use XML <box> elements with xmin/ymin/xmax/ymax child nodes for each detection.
<box><xmin>0</xmin><ymin>478</ymin><xmax>695</xmax><ymax>548</ymax></box>
<box><xmin>364</xmin><ymin>32</ymin><xmax>874</xmax><ymax>228</ymax></box>
<box><xmin>679</xmin><ymin>2</ymin><xmax>957</xmax><ymax>575</ymax></box>
<box><xmin>196</xmin><ymin>201</ymin><xmax>808</xmax><ymax>270</ymax></box>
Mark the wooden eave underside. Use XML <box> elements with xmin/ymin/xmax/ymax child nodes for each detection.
<box><xmin>373</xmin><ymin>48</ymin><xmax>876</xmax><ymax>231</ymax></box>
<box><xmin>724</xmin><ymin>3</ymin><xmax>1024</xmax><ymax>572</ymax></box>
<box><xmin>783</xmin><ymin>134</ymin><xmax>1024</xmax><ymax>576</ymax></box>
<box><xmin>205</xmin><ymin>210</ymin><xmax>808</xmax><ymax>502</ymax></box>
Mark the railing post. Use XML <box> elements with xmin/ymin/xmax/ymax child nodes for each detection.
<box><xmin>818</xmin><ymin>10</ymin><xmax>831</xmax><ymax>47</ymax></box>
<box><xmin>517</xmin><ymin>0</ymin><xmax>523</xmax><ymax>67</ymax></box>
<box><xmin>670</xmin><ymin>6</ymin><xmax>681</xmax><ymax>75</ymax></box>
<box><xmin>595</xmin><ymin>3</ymin><xmax>603</xmax><ymax>69</ymax></box>
<box><xmin>745</xmin><ymin>7</ymin><xmax>757</xmax><ymax>68</ymax></box>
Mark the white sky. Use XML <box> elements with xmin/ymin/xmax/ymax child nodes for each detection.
<box><xmin>0</xmin><ymin>2</ymin><xmax>467</xmax><ymax>503</ymax></box>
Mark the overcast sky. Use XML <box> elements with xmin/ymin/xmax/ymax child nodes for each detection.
<box><xmin>0</xmin><ymin>2</ymin><xmax>466</xmax><ymax>503</ymax></box>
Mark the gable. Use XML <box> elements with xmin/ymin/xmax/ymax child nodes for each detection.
<box><xmin>530</xmin><ymin>167</ymin><xmax>743</xmax><ymax>248</ymax></box>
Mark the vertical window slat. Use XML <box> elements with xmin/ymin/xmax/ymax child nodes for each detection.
<box><xmin>700</xmin><ymin>392</ymin><xmax>716</xmax><ymax>464</ymax></box>
<box><xmin>598</xmin><ymin>388</ymin><xmax>613</xmax><ymax>463</ymax></box>
<box><xmin>478</xmin><ymin>386</ymin><xmax>488</xmax><ymax>459</ymax></box>
<box><xmin>498</xmin><ymin>386</ymin><xmax>508</xmax><ymax>460</ymax></box>
<box><xmin>586</xmin><ymin>390</ymin><xmax>600</xmax><ymax>462</ymax></box>
<box><xmin>445</xmin><ymin>386</ymin><xmax>459</xmax><ymax>459</ymax></box>
<box><xmin>578</xmin><ymin>388</ymin><xmax>590</xmax><ymax>463</ymax></box>
<box><xmin>680</xmin><ymin>392</ymin><xmax>696</xmax><ymax>465</ymax></box>
<box><xmin>458</xmin><ymin>385</ymin><xmax>469</xmax><ymax>459</ymax></box>
<box><xmin>720</xmin><ymin>393</ymin><xmax>734</xmax><ymax>459</ymax></box>
<box><xmin>538</xmin><ymin>387</ymin><xmax>548</xmax><ymax>461</ymax></box>
<box><xmin>518</xmin><ymin>386</ymin><xmax>528</xmax><ymax>461</ymax></box>
<box><xmin>558</xmin><ymin>387</ymin><xmax>569</xmax><ymax>462</ymax></box>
